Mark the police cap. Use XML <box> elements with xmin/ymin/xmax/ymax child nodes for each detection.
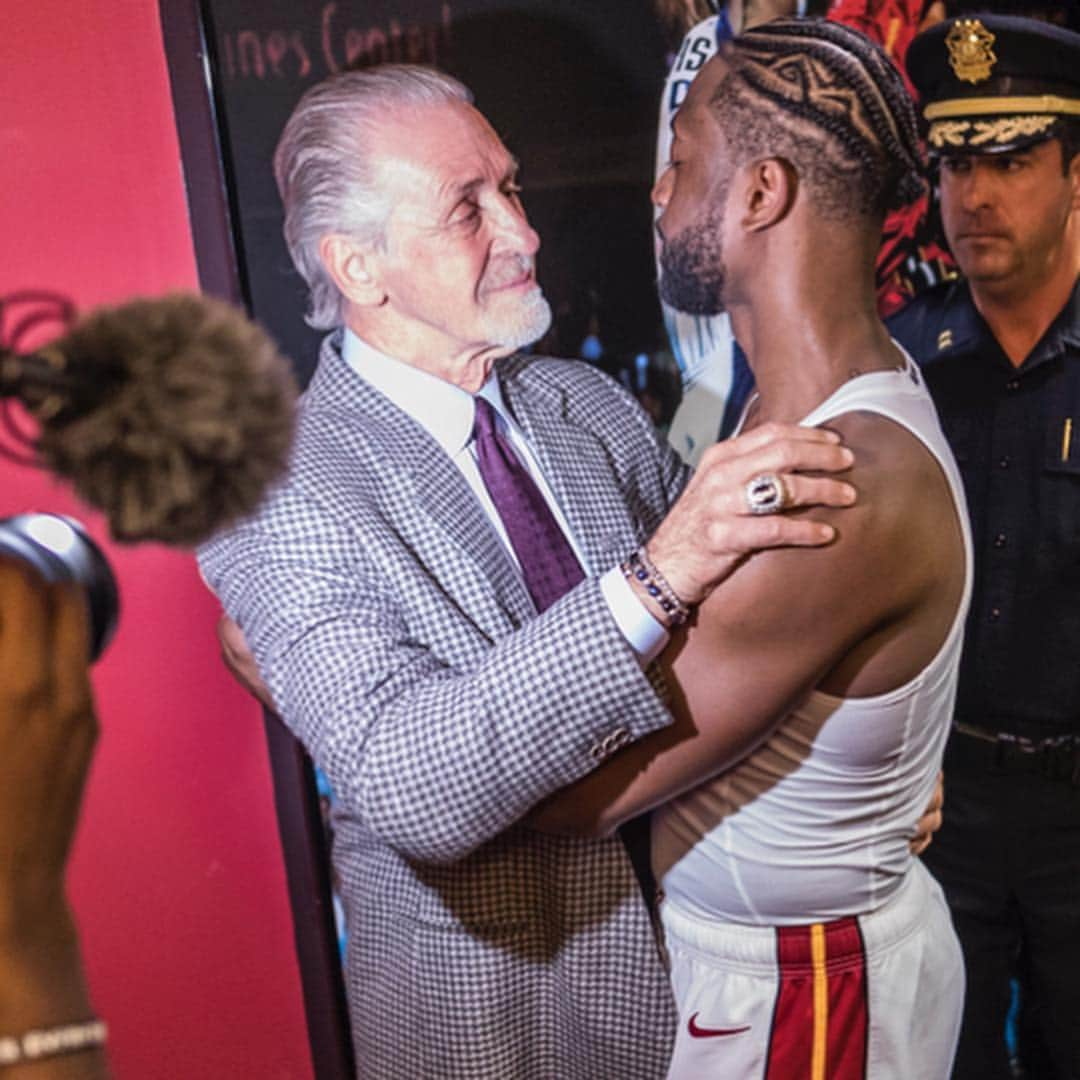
<box><xmin>907</xmin><ymin>14</ymin><xmax>1080</xmax><ymax>155</ymax></box>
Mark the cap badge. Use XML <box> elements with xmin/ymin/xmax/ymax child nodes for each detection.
<box><xmin>946</xmin><ymin>18</ymin><xmax>997</xmax><ymax>85</ymax></box>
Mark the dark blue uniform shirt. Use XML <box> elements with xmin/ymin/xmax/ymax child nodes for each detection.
<box><xmin>888</xmin><ymin>277</ymin><xmax>1080</xmax><ymax>734</ymax></box>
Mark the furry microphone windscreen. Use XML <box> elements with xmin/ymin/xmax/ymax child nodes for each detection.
<box><xmin>34</xmin><ymin>293</ymin><xmax>298</xmax><ymax>547</ymax></box>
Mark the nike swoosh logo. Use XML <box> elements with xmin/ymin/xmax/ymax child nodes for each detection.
<box><xmin>688</xmin><ymin>1013</ymin><xmax>751</xmax><ymax>1039</ymax></box>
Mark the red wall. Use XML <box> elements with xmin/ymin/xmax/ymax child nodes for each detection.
<box><xmin>0</xmin><ymin>4</ymin><xmax>313</xmax><ymax>1077</ymax></box>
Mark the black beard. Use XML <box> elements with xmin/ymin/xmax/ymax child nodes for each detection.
<box><xmin>657</xmin><ymin>208</ymin><xmax>726</xmax><ymax>317</ymax></box>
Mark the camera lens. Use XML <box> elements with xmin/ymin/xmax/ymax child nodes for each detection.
<box><xmin>0</xmin><ymin>513</ymin><xmax>119</xmax><ymax>661</ymax></box>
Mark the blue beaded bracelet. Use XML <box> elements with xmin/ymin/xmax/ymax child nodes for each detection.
<box><xmin>620</xmin><ymin>547</ymin><xmax>692</xmax><ymax>628</ymax></box>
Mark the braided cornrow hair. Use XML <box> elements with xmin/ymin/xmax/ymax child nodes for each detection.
<box><xmin>711</xmin><ymin>18</ymin><xmax>924</xmax><ymax>219</ymax></box>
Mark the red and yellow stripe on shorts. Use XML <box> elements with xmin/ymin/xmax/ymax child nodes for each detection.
<box><xmin>764</xmin><ymin>917</ymin><xmax>868</xmax><ymax>1080</ymax></box>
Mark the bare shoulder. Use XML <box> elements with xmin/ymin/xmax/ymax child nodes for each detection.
<box><xmin>785</xmin><ymin>407</ymin><xmax>964</xmax><ymax>695</ymax></box>
<box><xmin>683</xmin><ymin>406</ymin><xmax>960</xmax><ymax>693</ymax></box>
<box><xmin>792</xmin><ymin>407</ymin><xmax>962</xmax><ymax>611</ymax></box>
<box><xmin>722</xmin><ymin>409</ymin><xmax>939</xmax><ymax>600</ymax></box>
<box><xmin>820</xmin><ymin>408</ymin><xmax>955</xmax><ymax>545</ymax></box>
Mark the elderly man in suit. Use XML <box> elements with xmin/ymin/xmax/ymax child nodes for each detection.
<box><xmin>198</xmin><ymin>65</ymin><xmax>858</xmax><ymax>1078</ymax></box>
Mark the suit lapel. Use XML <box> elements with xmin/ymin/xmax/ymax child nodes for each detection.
<box><xmin>407</xmin><ymin>453</ymin><xmax>535</xmax><ymax>627</ymax></box>
<box><xmin>500</xmin><ymin>362</ymin><xmax>642</xmax><ymax>574</ymax></box>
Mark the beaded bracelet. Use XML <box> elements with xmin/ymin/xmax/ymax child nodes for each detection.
<box><xmin>0</xmin><ymin>1019</ymin><xmax>106</xmax><ymax>1067</ymax></box>
<box><xmin>621</xmin><ymin>547</ymin><xmax>692</xmax><ymax>628</ymax></box>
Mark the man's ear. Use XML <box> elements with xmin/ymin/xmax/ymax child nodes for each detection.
<box><xmin>740</xmin><ymin>157</ymin><xmax>796</xmax><ymax>232</ymax></box>
<box><xmin>1067</xmin><ymin>149</ymin><xmax>1080</xmax><ymax>213</ymax></box>
<box><xmin>319</xmin><ymin>234</ymin><xmax>386</xmax><ymax>307</ymax></box>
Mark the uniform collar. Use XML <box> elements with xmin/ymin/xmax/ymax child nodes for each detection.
<box><xmin>925</xmin><ymin>278</ymin><xmax>986</xmax><ymax>360</ymax></box>
<box><xmin>933</xmin><ymin>275</ymin><xmax>1080</xmax><ymax>370</ymax></box>
<box><xmin>1043</xmin><ymin>274</ymin><xmax>1080</xmax><ymax>358</ymax></box>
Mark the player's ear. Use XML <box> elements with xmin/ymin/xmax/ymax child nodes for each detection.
<box><xmin>319</xmin><ymin>234</ymin><xmax>387</xmax><ymax>308</ymax></box>
<box><xmin>741</xmin><ymin>157</ymin><xmax>796</xmax><ymax>232</ymax></box>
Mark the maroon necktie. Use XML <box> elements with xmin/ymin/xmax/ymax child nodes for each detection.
<box><xmin>472</xmin><ymin>396</ymin><xmax>585</xmax><ymax>612</ymax></box>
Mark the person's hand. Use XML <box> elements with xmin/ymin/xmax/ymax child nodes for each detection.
<box><xmin>216</xmin><ymin>614</ymin><xmax>277</xmax><ymax>713</ymax></box>
<box><xmin>646</xmin><ymin>423</ymin><xmax>856</xmax><ymax>605</ymax></box>
<box><xmin>0</xmin><ymin>557</ymin><xmax>109</xmax><ymax>1077</ymax></box>
<box><xmin>0</xmin><ymin>558</ymin><xmax>96</xmax><ymax>934</ymax></box>
<box><xmin>910</xmin><ymin>771</ymin><xmax>944</xmax><ymax>856</ymax></box>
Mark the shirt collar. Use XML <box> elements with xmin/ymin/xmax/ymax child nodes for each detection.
<box><xmin>995</xmin><ymin>274</ymin><xmax>1080</xmax><ymax>371</ymax></box>
<box><xmin>1041</xmin><ymin>274</ymin><xmax>1080</xmax><ymax>359</ymax></box>
<box><xmin>928</xmin><ymin>280</ymin><xmax>988</xmax><ymax>360</ymax></box>
<box><xmin>341</xmin><ymin>328</ymin><xmax>508</xmax><ymax>456</ymax></box>
<box><xmin>933</xmin><ymin>275</ymin><xmax>1080</xmax><ymax>370</ymax></box>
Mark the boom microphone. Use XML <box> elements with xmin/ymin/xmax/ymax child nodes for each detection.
<box><xmin>0</xmin><ymin>293</ymin><xmax>297</xmax><ymax>546</ymax></box>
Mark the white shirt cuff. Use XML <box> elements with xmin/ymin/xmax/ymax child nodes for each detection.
<box><xmin>599</xmin><ymin>566</ymin><xmax>670</xmax><ymax>667</ymax></box>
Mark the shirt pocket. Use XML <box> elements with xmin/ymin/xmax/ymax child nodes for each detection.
<box><xmin>1043</xmin><ymin>413</ymin><xmax>1080</xmax><ymax>553</ymax></box>
<box><xmin>1045</xmin><ymin>413</ymin><xmax>1080</xmax><ymax>474</ymax></box>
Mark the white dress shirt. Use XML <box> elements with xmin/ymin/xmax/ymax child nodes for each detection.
<box><xmin>342</xmin><ymin>329</ymin><xmax>667</xmax><ymax>663</ymax></box>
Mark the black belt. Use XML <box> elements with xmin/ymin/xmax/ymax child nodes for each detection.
<box><xmin>953</xmin><ymin>721</ymin><xmax>1080</xmax><ymax>785</ymax></box>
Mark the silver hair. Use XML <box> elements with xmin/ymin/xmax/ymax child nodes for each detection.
<box><xmin>274</xmin><ymin>65</ymin><xmax>473</xmax><ymax>330</ymax></box>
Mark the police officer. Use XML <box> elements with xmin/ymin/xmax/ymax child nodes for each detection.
<box><xmin>891</xmin><ymin>15</ymin><xmax>1080</xmax><ymax>1080</ymax></box>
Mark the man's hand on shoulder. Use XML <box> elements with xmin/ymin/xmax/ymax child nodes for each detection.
<box><xmin>645</xmin><ymin>422</ymin><xmax>856</xmax><ymax>608</ymax></box>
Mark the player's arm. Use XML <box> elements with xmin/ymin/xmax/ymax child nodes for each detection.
<box><xmin>530</xmin><ymin>414</ymin><xmax>926</xmax><ymax>836</ymax></box>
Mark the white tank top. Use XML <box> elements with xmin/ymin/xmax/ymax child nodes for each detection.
<box><xmin>652</xmin><ymin>358</ymin><xmax>973</xmax><ymax>924</ymax></box>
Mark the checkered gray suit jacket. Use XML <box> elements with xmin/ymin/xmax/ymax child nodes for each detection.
<box><xmin>199</xmin><ymin>332</ymin><xmax>688</xmax><ymax>1078</ymax></box>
